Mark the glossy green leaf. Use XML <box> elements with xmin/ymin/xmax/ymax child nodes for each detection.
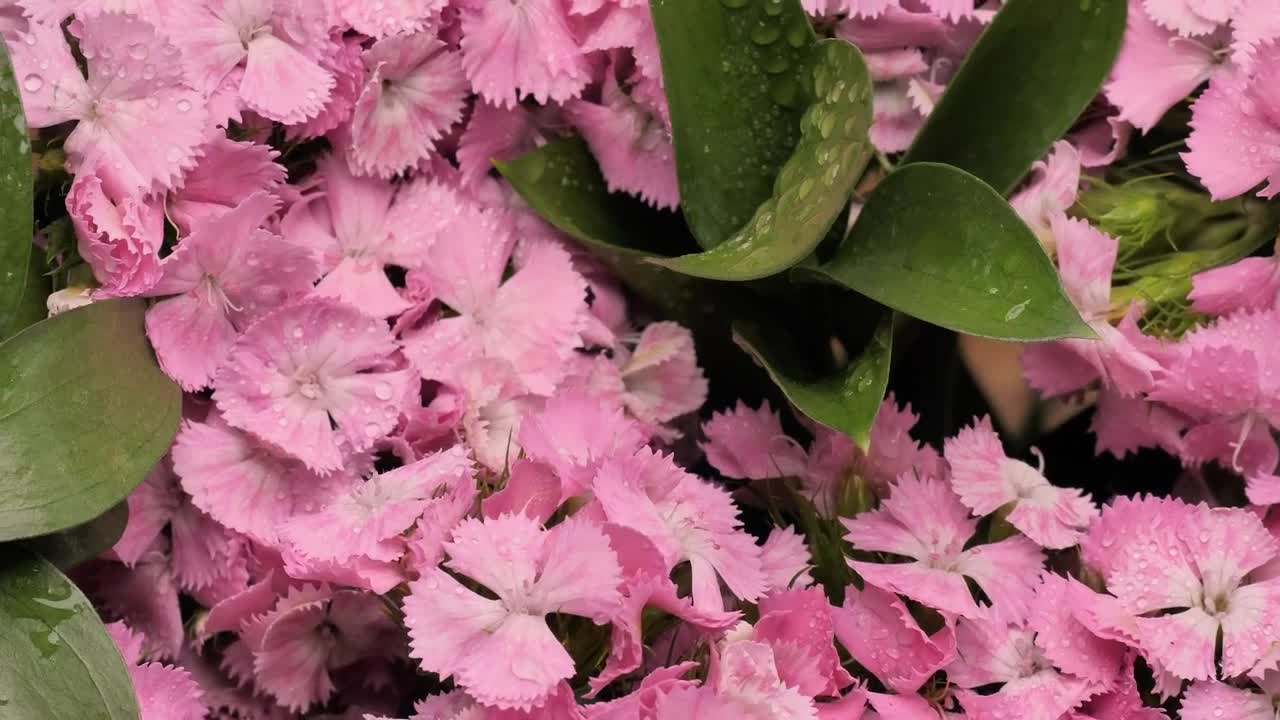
<box><xmin>901</xmin><ymin>0</ymin><xmax>1126</xmax><ymax>194</ymax></box>
<box><xmin>0</xmin><ymin>547</ymin><xmax>140</xmax><ymax>719</ymax></box>
<box><xmin>0</xmin><ymin>42</ymin><xmax>35</xmax><ymax>336</ymax></box>
<box><xmin>734</xmin><ymin>312</ymin><xmax>892</xmax><ymax>447</ymax></box>
<box><xmin>650</xmin><ymin>0</ymin><xmax>816</xmax><ymax>249</ymax></box>
<box><xmin>22</xmin><ymin>502</ymin><xmax>129</xmax><ymax>571</ymax></box>
<box><xmin>2</xmin><ymin>249</ymin><xmax>49</xmax><ymax>342</ymax></box>
<box><xmin>0</xmin><ymin>299</ymin><xmax>180</xmax><ymax>542</ymax></box>
<box><xmin>655</xmin><ymin>39</ymin><xmax>873</xmax><ymax>281</ymax></box>
<box><xmin>807</xmin><ymin>163</ymin><xmax>1091</xmax><ymax>341</ymax></box>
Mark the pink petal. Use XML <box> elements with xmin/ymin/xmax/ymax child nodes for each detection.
<box><xmin>459</xmin><ymin>0</ymin><xmax>590</xmax><ymax>107</ymax></box>
<box><xmin>953</xmin><ymin>536</ymin><xmax>1046</xmax><ymax>623</ymax></box>
<box><xmin>832</xmin><ymin>582</ymin><xmax>954</xmax><ymax>693</ymax></box>
<box><xmin>1189</xmin><ymin>254</ymin><xmax>1280</xmax><ymax>315</ymax></box>
<box><xmin>1029</xmin><ymin>574</ymin><xmax>1127</xmax><ymax>684</ymax></box>
<box><xmin>1143</xmin><ymin>0</ymin><xmax>1228</xmax><ymax>36</ymax></box>
<box><xmin>68</xmin><ymin>171</ymin><xmax>165</xmax><ymax>298</ymax></box>
<box><xmin>444</xmin><ymin>513</ymin><xmax>547</xmax><ymax>602</ymax></box>
<box><xmin>1179</xmin><ymin>681</ymin><xmax>1273</xmax><ymax>720</ymax></box>
<box><xmin>518</xmin><ymin>390</ymin><xmax>647</xmax><ymax>498</ymax></box>
<box><xmin>1220</xmin><ymin>578</ymin><xmax>1280</xmax><ymax>677</ymax></box>
<box><xmin>1105</xmin><ymin>9</ymin><xmax>1222</xmax><ymax>132</ymax></box>
<box><xmin>565</xmin><ymin>78</ymin><xmax>679</xmax><ymax>210</ymax></box>
<box><xmin>339</xmin><ymin>0</ymin><xmax>446</xmax><ymax>38</ymax></box>
<box><xmin>529</xmin><ymin>515</ymin><xmax>624</xmax><ymax>619</ymax></box>
<box><xmin>169</xmin><ymin>136</ymin><xmax>286</xmax><ymax>236</ymax></box>
<box><xmin>404</xmin><ymin>567</ymin><xmax>510</xmax><ymax>677</ymax></box>
<box><xmin>129</xmin><ymin>662</ymin><xmax>206</xmax><ymax>720</ymax></box>
<box><xmin>454</xmin><ymin>612</ymin><xmax>576</xmax><ymax>712</ymax></box>
<box><xmin>700</xmin><ymin>400</ymin><xmax>807</xmax><ymax>481</ymax></box>
<box><xmin>850</xmin><ymin>560</ymin><xmax>985</xmax><ymax>618</ymax></box>
<box><xmin>1135</xmin><ymin>609</ymin><xmax>1220</xmax><ymax>680</ymax></box>
<box><xmin>7</xmin><ymin>20</ymin><xmax>90</xmax><ymax>127</ymax></box>
<box><xmin>1010</xmin><ymin>141</ymin><xmax>1082</xmax><ymax>239</ymax></box>
<box><xmin>483</xmin><ymin>459</ymin><xmax>563</xmax><ymax>524</ymax></box>
<box><xmin>349</xmin><ymin>34</ymin><xmax>468</xmax><ymax>178</ymax></box>
<box><xmin>1184</xmin><ymin>61</ymin><xmax>1280</xmax><ymax>200</ymax></box>
<box><xmin>843</xmin><ymin>474</ymin><xmax>975</xmax><ymax>560</ymax></box>
<box><xmin>760</xmin><ymin>526</ymin><xmax>815</xmax><ymax>593</ymax></box>
<box><xmin>240</xmin><ymin>33</ymin><xmax>334</xmax><ymax>124</ymax></box>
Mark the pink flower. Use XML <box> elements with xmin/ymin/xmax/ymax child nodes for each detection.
<box><xmin>107</xmin><ymin>622</ymin><xmax>206</xmax><ymax>720</ymax></box>
<box><xmin>338</xmin><ymin>0</ymin><xmax>447</xmax><ymax>38</ymax></box>
<box><xmin>282</xmin><ymin>446</ymin><xmax>474</xmax><ymax>563</ymax></box>
<box><xmin>843</xmin><ymin>473</ymin><xmax>1045</xmax><ymax>621</ymax></box>
<box><xmin>456</xmin><ymin>101</ymin><xmax>558</xmax><ymax>185</ymax></box>
<box><xmin>144</xmin><ymin>192</ymin><xmax>316</xmax><ymax>390</ymax></box>
<box><xmin>1022</xmin><ymin>214</ymin><xmax>1161</xmax><ymax>397</ymax></box>
<box><xmin>592</xmin><ymin>448</ymin><xmax>767</xmax><ymax>612</ymax></box>
<box><xmin>1105</xmin><ymin>7</ymin><xmax>1227</xmax><ymax>133</ymax></box>
<box><xmin>948</xmin><ymin>617</ymin><xmax>1099</xmax><ymax>720</ymax></box>
<box><xmin>171</xmin><ymin>412</ymin><xmax>354</xmax><ymax>546</ymax></box>
<box><xmin>753</xmin><ymin>588</ymin><xmax>854</xmax><ymax>699</ymax></box>
<box><xmin>1142</xmin><ymin>0</ymin><xmax>1236</xmax><ymax>37</ymax></box>
<box><xmin>169</xmin><ymin>0</ymin><xmax>336</xmax><ymax>124</ymax></box>
<box><xmin>831</xmin><ymin>582</ymin><xmax>955</xmax><ymax>695</ymax></box>
<box><xmin>241</xmin><ymin>585</ymin><xmax>401</xmax><ymax>712</ymax></box>
<box><xmin>404</xmin><ymin>514</ymin><xmax>623</xmax><ymax>711</ymax></box>
<box><xmin>1183</xmin><ymin>42</ymin><xmax>1280</xmax><ymax>200</ymax></box>
<box><xmin>945</xmin><ymin>416</ymin><xmax>1099</xmax><ymax>549</ymax></box>
<box><xmin>8</xmin><ymin>13</ymin><xmax>206</xmax><ymax>196</ymax></box>
<box><xmin>1081</xmin><ymin>496</ymin><xmax>1280</xmax><ymax>680</ymax></box>
<box><xmin>401</xmin><ymin>207</ymin><xmax>587</xmax><ymax>395</ymax></box>
<box><xmin>347</xmin><ymin>33</ymin><xmax>468</xmax><ymax>178</ymax></box>
<box><xmin>212</xmin><ymin>299</ymin><xmax>417</xmax><ymax>473</ymax></box>
<box><xmin>1149</xmin><ymin>308</ymin><xmax>1280</xmax><ymax>478</ymax></box>
<box><xmin>759</xmin><ymin>527</ymin><xmax>814</xmax><ymax>593</ymax></box>
<box><xmin>700</xmin><ymin>400</ymin><xmax>809</xmax><ymax>481</ymax></box>
<box><xmin>1010</xmin><ymin>141</ymin><xmax>1082</xmax><ymax>248</ymax></box>
<box><xmin>1027</xmin><ymin>573</ymin><xmax>1129</xmax><ymax>686</ymax></box>
<box><xmin>1180</xmin><ymin>675</ymin><xmax>1280</xmax><ymax>720</ymax></box>
<box><xmin>282</xmin><ymin>156</ymin><xmax>439</xmax><ymax>317</ymax></box>
<box><xmin>168</xmin><ymin>135</ymin><xmax>287</xmax><ymax>236</ymax></box>
<box><xmin>457</xmin><ymin>0</ymin><xmax>591</xmax><ymax>108</ymax></box>
<box><xmin>1188</xmin><ymin>240</ymin><xmax>1280</xmax><ymax>315</ymax></box>
<box><xmin>67</xmin><ymin>169</ymin><xmax>165</xmax><ymax>298</ymax></box>
<box><xmin>706</xmin><ymin>640</ymin><xmax>819</xmax><ymax>719</ymax></box>
<box><xmin>565</xmin><ymin>71</ymin><xmax>679</xmax><ymax>209</ymax></box>
<box><xmin>617</xmin><ymin>322</ymin><xmax>708</xmax><ymax>426</ymax></box>
<box><xmin>518</xmin><ymin>390</ymin><xmax>647</xmax><ymax>498</ymax></box>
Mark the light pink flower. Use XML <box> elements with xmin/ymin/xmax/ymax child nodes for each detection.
<box><xmin>592</xmin><ymin>448</ymin><xmax>767</xmax><ymax>612</ymax></box>
<box><xmin>404</xmin><ymin>514</ymin><xmax>623</xmax><ymax>711</ymax></box>
<box><xmin>144</xmin><ymin>192</ymin><xmax>316</xmax><ymax>390</ymax></box>
<box><xmin>617</xmin><ymin>322</ymin><xmax>708</xmax><ymax>426</ymax></box>
<box><xmin>107</xmin><ymin>621</ymin><xmax>206</xmax><ymax>720</ymax></box>
<box><xmin>212</xmin><ymin>299</ymin><xmax>417</xmax><ymax>473</ymax></box>
<box><xmin>1183</xmin><ymin>42</ymin><xmax>1280</xmax><ymax>200</ymax></box>
<box><xmin>1180</xmin><ymin>675</ymin><xmax>1280</xmax><ymax>720</ymax></box>
<box><xmin>700</xmin><ymin>400</ymin><xmax>809</xmax><ymax>481</ymax></box>
<box><xmin>1081</xmin><ymin>496</ymin><xmax>1280</xmax><ymax>680</ymax></box>
<box><xmin>1022</xmin><ymin>214</ymin><xmax>1161</xmax><ymax>398</ymax></box>
<box><xmin>565</xmin><ymin>71</ymin><xmax>679</xmax><ymax>209</ymax></box>
<box><xmin>843</xmin><ymin>473</ymin><xmax>1045</xmax><ymax>622</ymax></box>
<box><xmin>707</xmin><ymin>640</ymin><xmax>819</xmax><ymax>719</ymax></box>
<box><xmin>169</xmin><ymin>0</ymin><xmax>336</xmax><ymax>124</ymax></box>
<box><xmin>948</xmin><ymin>618</ymin><xmax>1099</xmax><ymax>720</ymax></box>
<box><xmin>457</xmin><ymin>0</ymin><xmax>591</xmax><ymax>108</ymax></box>
<box><xmin>282</xmin><ymin>156</ymin><xmax>439</xmax><ymax>317</ymax></box>
<box><xmin>1010</xmin><ymin>141</ymin><xmax>1082</xmax><ymax>247</ymax></box>
<box><xmin>1027</xmin><ymin>573</ymin><xmax>1129</xmax><ymax>686</ymax></box>
<box><xmin>1105</xmin><ymin>7</ymin><xmax>1226</xmax><ymax>133</ymax></box>
<box><xmin>68</xmin><ymin>169</ymin><xmax>165</xmax><ymax>298</ymax></box>
<box><xmin>402</xmin><ymin>208</ymin><xmax>587</xmax><ymax>395</ymax></box>
<box><xmin>348</xmin><ymin>33</ymin><xmax>468</xmax><ymax>178</ymax></box>
<box><xmin>1143</xmin><ymin>0</ymin><xmax>1236</xmax><ymax>37</ymax></box>
<box><xmin>753</xmin><ymin>588</ymin><xmax>854</xmax><ymax>699</ymax></box>
<box><xmin>8</xmin><ymin>14</ymin><xmax>206</xmax><ymax>196</ymax></box>
<box><xmin>282</xmin><ymin>446</ymin><xmax>474</xmax><ymax>563</ymax></box>
<box><xmin>945</xmin><ymin>416</ymin><xmax>1099</xmax><ymax>549</ymax></box>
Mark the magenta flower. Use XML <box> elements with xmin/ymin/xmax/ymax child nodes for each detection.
<box><xmin>212</xmin><ymin>299</ymin><xmax>417</xmax><ymax>473</ymax></box>
<box><xmin>404</xmin><ymin>514</ymin><xmax>623</xmax><ymax>711</ymax></box>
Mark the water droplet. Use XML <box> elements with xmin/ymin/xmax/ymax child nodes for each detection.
<box><xmin>177</xmin><ymin>98</ymin><xmax>192</xmax><ymax>113</ymax></box>
<box><xmin>21</xmin><ymin>74</ymin><xmax>42</xmax><ymax>93</ymax></box>
<box><xmin>127</xmin><ymin>43</ymin><xmax>149</xmax><ymax>60</ymax></box>
<box><xmin>364</xmin><ymin>423</ymin><xmax>381</xmax><ymax>438</ymax></box>
<box><xmin>374</xmin><ymin>383</ymin><xmax>393</xmax><ymax>401</ymax></box>
<box><xmin>750</xmin><ymin>24</ymin><xmax>781</xmax><ymax>45</ymax></box>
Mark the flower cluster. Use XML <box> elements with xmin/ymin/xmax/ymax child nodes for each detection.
<box><xmin>11</xmin><ymin>0</ymin><xmax>1280</xmax><ymax>718</ymax></box>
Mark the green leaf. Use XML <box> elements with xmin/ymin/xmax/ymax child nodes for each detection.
<box><xmin>0</xmin><ymin>547</ymin><xmax>140</xmax><ymax>719</ymax></box>
<box><xmin>654</xmin><ymin>39</ymin><xmax>873</xmax><ymax>281</ymax></box>
<box><xmin>0</xmin><ymin>42</ymin><xmax>36</xmax><ymax>336</ymax></box>
<box><xmin>650</xmin><ymin>0</ymin><xmax>816</xmax><ymax>249</ymax></box>
<box><xmin>900</xmin><ymin>0</ymin><xmax>1126</xmax><ymax>194</ymax></box>
<box><xmin>0</xmin><ymin>299</ymin><xmax>180</xmax><ymax>542</ymax></box>
<box><xmin>807</xmin><ymin>163</ymin><xmax>1090</xmax><ymax>341</ymax></box>
<box><xmin>734</xmin><ymin>312</ymin><xmax>892</xmax><ymax>448</ymax></box>
<box><xmin>22</xmin><ymin>502</ymin><xmax>129</xmax><ymax>571</ymax></box>
<box><xmin>2</xmin><ymin>249</ymin><xmax>50</xmax><ymax>342</ymax></box>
